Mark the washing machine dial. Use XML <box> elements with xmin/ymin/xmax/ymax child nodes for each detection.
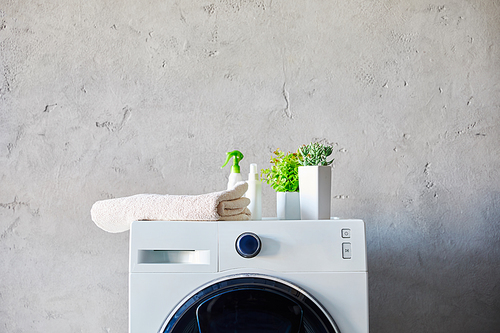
<box><xmin>235</xmin><ymin>232</ymin><xmax>261</xmax><ymax>258</ymax></box>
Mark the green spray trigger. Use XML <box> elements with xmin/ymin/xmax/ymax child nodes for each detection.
<box><xmin>221</xmin><ymin>150</ymin><xmax>244</xmax><ymax>173</ymax></box>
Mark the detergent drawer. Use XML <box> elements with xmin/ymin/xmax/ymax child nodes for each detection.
<box><xmin>129</xmin><ymin>221</ymin><xmax>218</xmax><ymax>273</ymax></box>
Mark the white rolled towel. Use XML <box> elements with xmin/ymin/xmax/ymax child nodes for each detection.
<box><xmin>91</xmin><ymin>182</ymin><xmax>251</xmax><ymax>233</ymax></box>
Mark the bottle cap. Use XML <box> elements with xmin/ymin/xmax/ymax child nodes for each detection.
<box><xmin>249</xmin><ymin>163</ymin><xmax>259</xmax><ymax>180</ymax></box>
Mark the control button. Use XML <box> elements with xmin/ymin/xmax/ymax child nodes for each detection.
<box><xmin>235</xmin><ymin>232</ymin><xmax>261</xmax><ymax>258</ymax></box>
<box><xmin>341</xmin><ymin>228</ymin><xmax>351</xmax><ymax>238</ymax></box>
<box><xmin>342</xmin><ymin>242</ymin><xmax>352</xmax><ymax>259</ymax></box>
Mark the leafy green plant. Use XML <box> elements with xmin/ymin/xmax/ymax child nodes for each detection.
<box><xmin>261</xmin><ymin>149</ymin><xmax>300</xmax><ymax>192</ymax></box>
<box><xmin>298</xmin><ymin>142</ymin><xmax>334</xmax><ymax>166</ymax></box>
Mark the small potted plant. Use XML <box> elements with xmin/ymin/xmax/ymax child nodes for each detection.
<box><xmin>298</xmin><ymin>141</ymin><xmax>334</xmax><ymax>220</ymax></box>
<box><xmin>261</xmin><ymin>149</ymin><xmax>301</xmax><ymax>220</ymax></box>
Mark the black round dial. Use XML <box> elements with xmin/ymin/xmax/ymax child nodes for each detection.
<box><xmin>235</xmin><ymin>232</ymin><xmax>261</xmax><ymax>258</ymax></box>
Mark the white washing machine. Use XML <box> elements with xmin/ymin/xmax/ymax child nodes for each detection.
<box><xmin>129</xmin><ymin>219</ymin><xmax>368</xmax><ymax>333</ymax></box>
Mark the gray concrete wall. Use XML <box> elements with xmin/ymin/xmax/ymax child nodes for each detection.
<box><xmin>1</xmin><ymin>0</ymin><xmax>499</xmax><ymax>332</ymax></box>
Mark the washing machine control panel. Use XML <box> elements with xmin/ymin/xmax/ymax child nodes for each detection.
<box><xmin>219</xmin><ymin>219</ymin><xmax>367</xmax><ymax>272</ymax></box>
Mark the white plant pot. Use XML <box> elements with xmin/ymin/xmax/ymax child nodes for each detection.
<box><xmin>298</xmin><ymin>166</ymin><xmax>332</xmax><ymax>220</ymax></box>
<box><xmin>276</xmin><ymin>192</ymin><xmax>301</xmax><ymax>220</ymax></box>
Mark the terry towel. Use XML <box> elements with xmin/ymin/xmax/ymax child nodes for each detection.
<box><xmin>91</xmin><ymin>182</ymin><xmax>251</xmax><ymax>233</ymax></box>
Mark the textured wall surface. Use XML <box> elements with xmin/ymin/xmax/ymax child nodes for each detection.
<box><xmin>1</xmin><ymin>0</ymin><xmax>499</xmax><ymax>332</ymax></box>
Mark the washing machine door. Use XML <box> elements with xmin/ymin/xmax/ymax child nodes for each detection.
<box><xmin>159</xmin><ymin>275</ymin><xmax>340</xmax><ymax>333</ymax></box>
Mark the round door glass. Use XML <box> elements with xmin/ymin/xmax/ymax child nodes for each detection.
<box><xmin>160</xmin><ymin>275</ymin><xmax>340</xmax><ymax>333</ymax></box>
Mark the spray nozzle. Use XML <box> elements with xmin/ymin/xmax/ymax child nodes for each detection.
<box><xmin>221</xmin><ymin>150</ymin><xmax>244</xmax><ymax>173</ymax></box>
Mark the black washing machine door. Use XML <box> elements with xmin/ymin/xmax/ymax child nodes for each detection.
<box><xmin>158</xmin><ymin>274</ymin><xmax>340</xmax><ymax>333</ymax></box>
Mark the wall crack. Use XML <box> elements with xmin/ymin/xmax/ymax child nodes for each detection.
<box><xmin>282</xmin><ymin>82</ymin><xmax>292</xmax><ymax>119</ymax></box>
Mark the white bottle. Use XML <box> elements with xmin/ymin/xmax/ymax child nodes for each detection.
<box><xmin>246</xmin><ymin>163</ymin><xmax>262</xmax><ymax>220</ymax></box>
<box><xmin>227</xmin><ymin>172</ymin><xmax>243</xmax><ymax>190</ymax></box>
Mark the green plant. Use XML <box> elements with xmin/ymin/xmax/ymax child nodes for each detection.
<box><xmin>261</xmin><ymin>149</ymin><xmax>300</xmax><ymax>192</ymax></box>
<box><xmin>298</xmin><ymin>142</ymin><xmax>334</xmax><ymax>166</ymax></box>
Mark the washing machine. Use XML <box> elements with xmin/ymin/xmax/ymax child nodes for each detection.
<box><xmin>129</xmin><ymin>219</ymin><xmax>368</xmax><ymax>333</ymax></box>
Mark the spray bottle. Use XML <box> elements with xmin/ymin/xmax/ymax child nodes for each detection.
<box><xmin>246</xmin><ymin>163</ymin><xmax>262</xmax><ymax>220</ymax></box>
<box><xmin>221</xmin><ymin>150</ymin><xmax>244</xmax><ymax>190</ymax></box>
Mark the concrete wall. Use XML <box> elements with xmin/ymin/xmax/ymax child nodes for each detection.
<box><xmin>1</xmin><ymin>0</ymin><xmax>499</xmax><ymax>332</ymax></box>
